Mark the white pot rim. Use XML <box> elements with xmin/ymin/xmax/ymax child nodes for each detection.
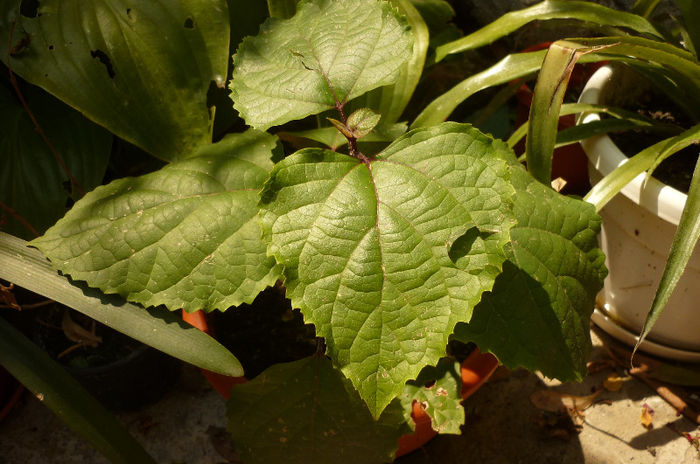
<box><xmin>578</xmin><ymin>65</ymin><xmax>687</xmax><ymax>225</ymax></box>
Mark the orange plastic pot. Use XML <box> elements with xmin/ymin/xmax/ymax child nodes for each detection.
<box><xmin>182</xmin><ymin>310</ymin><xmax>499</xmax><ymax>457</ymax></box>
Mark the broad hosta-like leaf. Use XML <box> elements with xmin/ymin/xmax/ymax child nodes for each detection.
<box><xmin>0</xmin><ymin>84</ymin><xmax>111</xmax><ymax>239</ymax></box>
<box><xmin>400</xmin><ymin>358</ymin><xmax>464</xmax><ymax>434</ymax></box>
<box><xmin>1</xmin><ymin>0</ymin><xmax>230</xmax><ymax>161</ymax></box>
<box><xmin>227</xmin><ymin>355</ymin><xmax>409</xmax><ymax>464</ymax></box>
<box><xmin>454</xmin><ymin>167</ymin><xmax>606</xmax><ymax>380</ymax></box>
<box><xmin>32</xmin><ymin>130</ymin><xmax>281</xmax><ymax>312</ymax></box>
<box><xmin>259</xmin><ymin>123</ymin><xmax>516</xmax><ymax>417</ymax></box>
<box><xmin>230</xmin><ymin>0</ymin><xmax>413</xmax><ymax>130</ymax></box>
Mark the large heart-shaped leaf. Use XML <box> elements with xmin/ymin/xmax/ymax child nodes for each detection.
<box><xmin>32</xmin><ymin>130</ymin><xmax>282</xmax><ymax>312</ymax></box>
<box><xmin>1</xmin><ymin>0</ymin><xmax>230</xmax><ymax>161</ymax></box>
<box><xmin>0</xmin><ymin>83</ymin><xmax>111</xmax><ymax>239</ymax></box>
<box><xmin>454</xmin><ymin>167</ymin><xmax>606</xmax><ymax>380</ymax></box>
<box><xmin>227</xmin><ymin>355</ymin><xmax>409</xmax><ymax>464</ymax></box>
<box><xmin>259</xmin><ymin>123</ymin><xmax>516</xmax><ymax>417</ymax></box>
<box><xmin>230</xmin><ymin>0</ymin><xmax>413</xmax><ymax>130</ymax></box>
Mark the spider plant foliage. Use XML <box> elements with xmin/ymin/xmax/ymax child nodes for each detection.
<box><xmin>4</xmin><ymin>0</ymin><xmax>608</xmax><ymax>462</ymax></box>
<box><xmin>426</xmin><ymin>0</ymin><xmax>700</xmax><ymax>353</ymax></box>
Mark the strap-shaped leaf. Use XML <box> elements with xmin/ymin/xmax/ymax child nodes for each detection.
<box><xmin>230</xmin><ymin>0</ymin><xmax>413</xmax><ymax>130</ymax></box>
<box><xmin>259</xmin><ymin>123</ymin><xmax>516</xmax><ymax>417</ymax></box>
<box><xmin>227</xmin><ymin>355</ymin><xmax>409</xmax><ymax>464</ymax></box>
<box><xmin>0</xmin><ymin>84</ymin><xmax>111</xmax><ymax>239</ymax></box>
<box><xmin>0</xmin><ymin>317</ymin><xmax>156</xmax><ymax>464</ymax></box>
<box><xmin>454</xmin><ymin>167</ymin><xmax>606</xmax><ymax>380</ymax></box>
<box><xmin>32</xmin><ymin>130</ymin><xmax>282</xmax><ymax>312</ymax></box>
<box><xmin>1</xmin><ymin>0</ymin><xmax>230</xmax><ymax>161</ymax></box>
<box><xmin>434</xmin><ymin>0</ymin><xmax>662</xmax><ymax>62</ymax></box>
<box><xmin>0</xmin><ymin>231</ymin><xmax>243</xmax><ymax>376</ymax></box>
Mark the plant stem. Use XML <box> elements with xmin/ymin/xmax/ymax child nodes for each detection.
<box><xmin>7</xmin><ymin>18</ymin><xmax>85</xmax><ymax>198</ymax></box>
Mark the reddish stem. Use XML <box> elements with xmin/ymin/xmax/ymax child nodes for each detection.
<box><xmin>0</xmin><ymin>200</ymin><xmax>39</xmax><ymax>238</ymax></box>
<box><xmin>7</xmin><ymin>19</ymin><xmax>84</xmax><ymax>198</ymax></box>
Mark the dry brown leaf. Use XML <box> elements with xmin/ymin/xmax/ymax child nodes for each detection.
<box><xmin>551</xmin><ymin>177</ymin><xmax>567</xmax><ymax>192</ymax></box>
<box><xmin>604</xmin><ymin>373</ymin><xmax>626</xmax><ymax>392</ymax></box>
<box><xmin>61</xmin><ymin>311</ymin><xmax>102</xmax><ymax>346</ymax></box>
<box><xmin>641</xmin><ymin>403</ymin><xmax>654</xmax><ymax>429</ymax></box>
<box><xmin>0</xmin><ymin>283</ymin><xmax>21</xmax><ymax>311</ymax></box>
<box><xmin>530</xmin><ymin>389</ymin><xmax>601</xmax><ymax>413</ymax></box>
<box><xmin>586</xmin><ymin>359</ymin><xmax>617</xmax><ymax>374</ymax></box>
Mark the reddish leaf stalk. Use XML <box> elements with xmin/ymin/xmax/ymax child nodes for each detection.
<box><xmin>7</xmin><ymin>18</ymin><xmax>85</xmax><ymax>198</ymax></box>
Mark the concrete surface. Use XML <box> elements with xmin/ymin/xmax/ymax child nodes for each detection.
<box><xmin>1</xmin><ymin>329</ymin><xmax>699</xmax><ymax>464</ymax></box>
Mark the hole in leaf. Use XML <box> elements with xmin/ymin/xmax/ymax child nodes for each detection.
<box><xmin>184</xmin><ymin>17</ymin><xmax>194</xmax><ymax>29</ymax></box>
<box><xmin>20</xmin><ymin>0</ymin><xmax>39</xmax><ymax>18</ymax></box>
<box><xmin>48</xmin><ymin>44</ymin><xmax>54</xmax><ymax>50</ymax></box>
<box><xmin>90</xmin><ymin>49</ymin><xmax>116</xmax><ymax>78</ymax></box>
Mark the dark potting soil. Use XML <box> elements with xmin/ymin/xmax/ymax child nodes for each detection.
<box><xmin>210</xmin><ymin>286</ymin><xmax>319</xmax><ymax>379</ymax></box>
<box><xmin>34</xmin><ymin>305</ymin><xmax>143</xmax><ymax>369</ymax></box>
<box><xmin>211</xmin><ymin>286</ymin><xmax>476</xmax><ymax>380</ymax></box>
<box><xmin>607</xmin><ymin>84</ymin><xmax>698</xmax><ymax>194</ymax></box>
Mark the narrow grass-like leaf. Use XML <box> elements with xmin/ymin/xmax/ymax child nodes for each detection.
<box><xmin>632</xmin><ymin>0</ymin><xmax>661</xmax><ymax>18</ymax></box>
<box><xmin>637</xmin><ymin>154</ymin><xmax>700</xmax><ymax>355</ymax></box>
<box><xmin>227</xmin><ymin>355</ymin><xmax>409</xmax><ymax>464</ymax></box>
<box><xmin>0</xmin><ymin>317</ymin><xmax>155</xmax><ymax>464</ymax></box>
<box><xmin>32</xmin><ymin>130</ymin><xmax>281</xmax><ymax>313</ymax></box>
<box><xmin>434</xmin><ymin>0</ymin><xmax>661</xmax><ymax>62</ymax></box>
<box><xmin>585</xmin><ymin>125</ymin><xmax>700</xmax><ymax>211</ymax></box>
<box><xmin>0</xmin><ymin>231</ymin><xmax>243</xmax><ymax>376</ymax></box>
<box><xmin>267</xmin><ymin>0</ymin><xmax>298</xmax><ymax>18</ymax></box>
<box><xmin>1</xmin><ymin>0</ymin><xmax>230</xmax><ymax>161</ymax></box>
<box><xmin>526</xmin><ymin>41</ymin><xmax>591</xmax><ymax>185</ymax></box>
<box><xmin>455</xmin><ymin>166</ymin><xmax>606</xmax><ymax>380</ymax></box>
<box><xmin>230</xmin><ymin>0</ymin><xmax>413</xmax><ymax>131</ymax></box>
<box><xmin>507</xmin><ymin>102</ymin><xmax>678</xmax><ymax>148</ymax></box>
<box><xmin>259</xmin><ymin>123</ymin><xmax>516</xmax><ymax>417</ymax></box>
<box><xmin>366</xmin><ymin>0</ymin><xmax>429</xmax><ymax>126</ymax></box>
<box><xmin>677</xmin><ymin>0</ymin><xmax>700</xmax><ymax>57</ymax></box>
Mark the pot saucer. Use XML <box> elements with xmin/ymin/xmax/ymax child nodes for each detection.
<box><xmin>591</xmin><ymin>306</ymin><xmax>700</xmax><ymax>363</ymax></box>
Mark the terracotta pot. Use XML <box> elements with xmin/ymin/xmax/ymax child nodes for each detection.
<box><xmin>579</xmin><ymin>65</ymin><xmax>700</xmax><ymax>362</ymax></box>
<box><xmin>182</xmin><ymin>310</ymin><xmax>499</xmax><ymax>457</ymax></box>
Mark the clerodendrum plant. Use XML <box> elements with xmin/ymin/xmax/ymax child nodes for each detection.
<box><xmin>3</xmin><ymin>0</ymin><xmax>605</xmax><ymax>462</ymax></box>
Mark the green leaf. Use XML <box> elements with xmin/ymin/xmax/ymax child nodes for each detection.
<box><xmin>31</xmin><ymin>130</ymin><xmax>282</xmax><ymax>313</ymax></box>
<box><xmin>411</xmin><ymin>51</ymin><xmax>551</xmax><ymax>129</ymax></box>
<box><xmin>364</xmin><ymin>0</ymin><xmax>429</xmax><ymax>127</ymax></box>
<box><xmin>584</xmin><ymin>125</ymin><xmax>700</xmax><ymax>211</ymax></box>
<box><xmin>227</xmin><ymin>355</ymin><xmax>409</xmax><ymax>464</ymax></box>
<box><xmin>346</xmin><ymin>108</ymin><xmax>382</xmax><ymax>139</ymax></box>
<box><xmin>259</xmin><ymin>123</ymin><xmax>516</xmax><ymax>417</ymax></box>
<box><xmin>526</xmin><ymin>41</ymin><xmax>594</xmax><ymax>185</ymax></box>
<box><xmin>267</xmin><ymin>0</ymin><xmax>298</xmax><ymax>18</ymax></box>
<box><xmin>0</xmin><ymin>231</ymin><xmax>243</xmax><ymax>376</ymax></box>
<box><xmin>400</xmin><ymin>358</ymin><xmax>463</xmax><ymax>434</ymax></box>
<box><xmin>638</xmin><ymin>155</ymin><xmax>700</xmax><ymax>355</ymax></box>
<box><xmin>1</xmin><ymin>0</ymin><xmax>230</xmax><ymax>161</ymax></box>
<box><xmin>280</xmin><ymin>122</ymin><xmax>407</xmax><ymax>150</ymax></box>
<box><xmin>230</xmin><ymin>0</ymin><xmax>413</xmax><ymax>131</ymax></box>
<box><xmin>434</xmin><ymin>0</ymin><xmax>662</xmax><ymax>62</ymax></box>
<box><xmin>677</xmin><ymin>0</ymin><xmax>700</xmax><ymax>57</ymax></box>
<box><xmin>0</xmin><ymin>317</ymin><xmax>156</xmax><ymax>464</ymax></box>
<box><xmin>455</xmin><ymin>167</ymin><xmax>606</xmax><ymax>380</ymax></box>
<box><xmin>0</xmin><ymin>83</ymin><xmax>111</xmax><ymax>239</ymax></box>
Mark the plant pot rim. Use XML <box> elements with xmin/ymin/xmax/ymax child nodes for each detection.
<box><xmin>182</xmin><ymin>310</ymin><xmax>499</xmax><ymax>459</ymax></box>
<box><xmin>579</xmin><ymin>64</ymin><xmax>687</xmax><ymax>225</ymax></box>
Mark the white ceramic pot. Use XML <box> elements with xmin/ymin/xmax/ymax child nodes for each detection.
<box><xmin>579</xmin><ymin>65</ymin><xmax>700</xmax><ymax>362</ymax></box>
